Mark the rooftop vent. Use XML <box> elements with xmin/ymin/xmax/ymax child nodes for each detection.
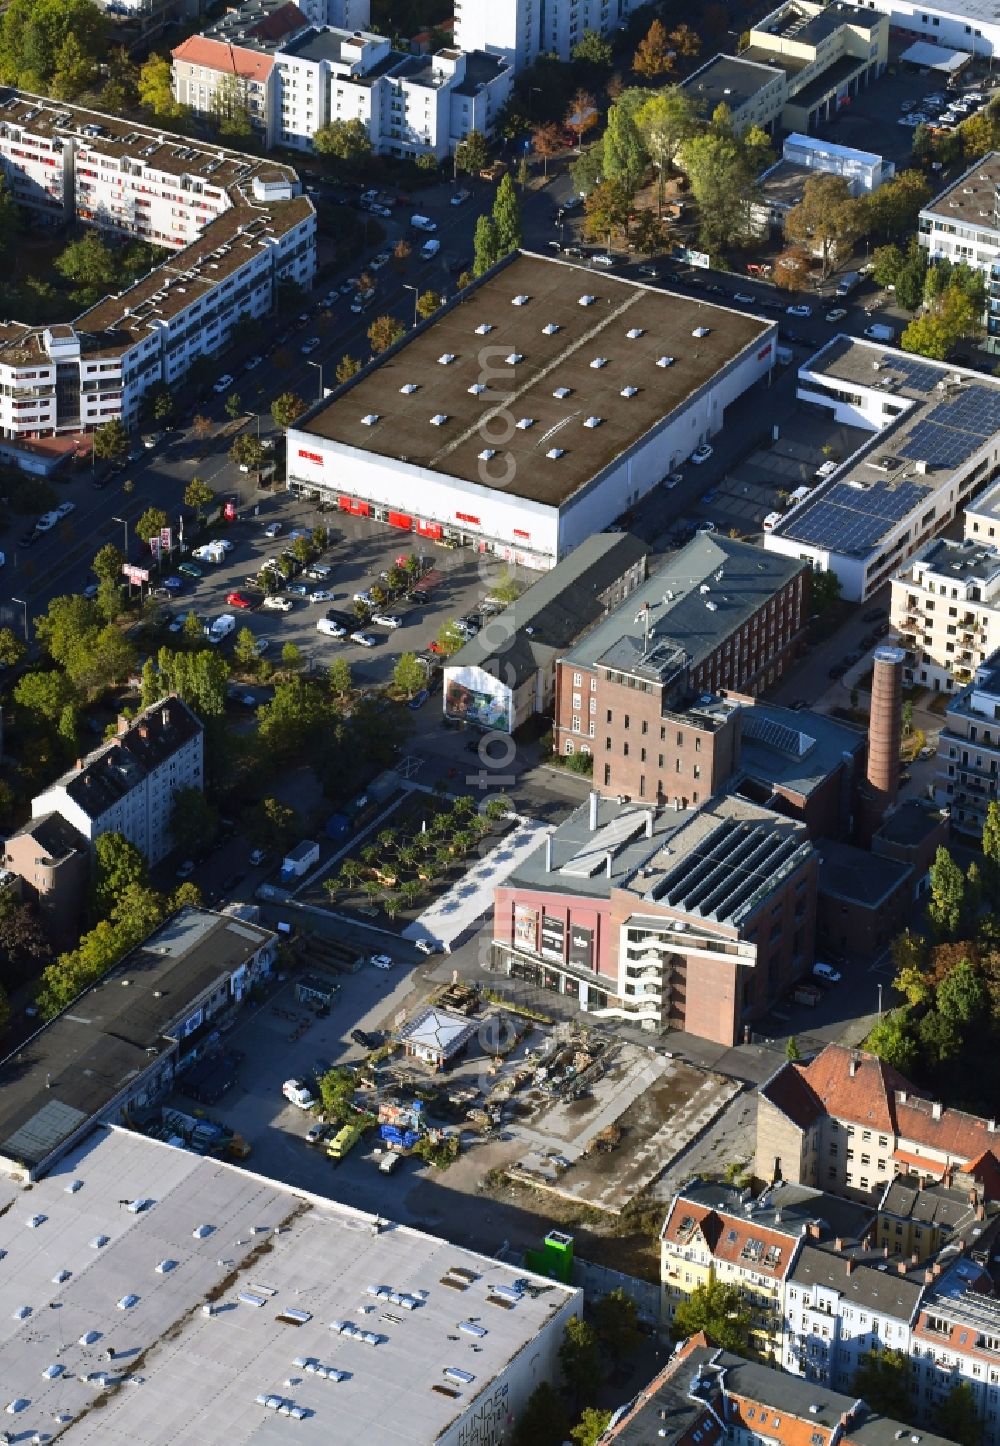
<box><xmin>626</xmin><ymin>328</ymin><xmax>644</xmax><ymax>339</ymax></box>
<box><xmin>192</xmin><ymin>1224</ymin><xmax>214</xmax><ymax>1239</ymax></box>
<box><xmin>584</xmin><ymin>416</ymin><xmax>603</xmax><ymax>428</ymax></box>
<box><xmin>468</xmin><ymin>382</ymin><xmax>486</xmax><ymax>394</ymax></box>
<box><xmin>474</xmin><ymin>323</ymin><xmax>493</xmax><ymax>334</ymax></box>
<box><xmin>553</xmin><ymin>386</ymin><xmax>572</xmax><ymax>399</ymax></box>
<box><xmin>542</xmin><ymin>323</ymin><xmax>560</xmax><ymax>335</ymax></box>
<box><xmin>579</xmin><ymin>294</ymin><xmax>596</xmax><ymax>306</ymax></box>
<box><xmin>399</xmin><ymin>383</ymin><xmax>419</xmax><ymax>394</ymax></box>
<box><xmin>516</xmin><ymin>417</ymin><xmax>535</xmax><ymax>430</ymax></box>
<box><xmin>505</xmin><ymin>352</ymin><xmax>523</xmax><ymax>365</ymax></box>
<box><xmin>438</xmin><ymin>353</ymin><xmax>456</xmax><ymax>365</ymax></box>
<box><xmin>547</xmin><ymin>447</ymin><xmax>565</xmax><ymax>459</ymax></box>
<box><xmin>361</xmin><ymin>414</ymin><xmax>379</xmax><ymax>427</ymax></box>
<box><xmin>90</xmin><ymin>1235</ymin><xmax>109</xmax><ymax>1249</ymax></box>
<box><xmin>65</xmin><ymin>1180</ymin><xmax>83</xmax><ymax>1194</ymax></box>
<box><xmin>692</xmin><ymin>326</ymin><xmax>710</xmax><ymax>338</ymax></box>
<box><xmin>479</xmin><ymin>448</ymin><xmax>496</xmax><ymax>460</ymax></box>
<box><xmin>621</xmin><ymin>385</ymin><xmax>638</xmax><ymax>398</ymax></box>
<box><xmin>590</xmin><ymin>357</ymin><xmax>607</xmax><ymax>369</ymax></box>
<box><xmin>430</xmin><ymin>413</ymin><xmax>449</xmax><ymax>426</ymax></box>
<box><xmin>657</xmin><ymin>356</ymin><xmax>675</xmax><ymax>368</ymax></box>
<box><xmin>512</xmin><ymin>294</ymin><xmax>529</xmax><ymax>306</ymax></box>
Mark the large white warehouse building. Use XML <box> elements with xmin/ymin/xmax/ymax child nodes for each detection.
<box><xmin>287</xmin><ymin>252</ymin><xmax>778</xmax><ymax>570</ymax></box>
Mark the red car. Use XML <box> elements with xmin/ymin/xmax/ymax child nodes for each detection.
<box><xmin>227</xmin><ymin>591</ymin><xmax>253</xmax><ymax>609</ymax></box>
<box><xmin>428</xmin><ymin>639</ymin><xmax>444</xmax><ymax>654</ymax></box>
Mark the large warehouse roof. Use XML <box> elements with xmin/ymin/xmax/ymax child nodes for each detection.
<box><xmin>299</xmin><ymin>252</ymin><xmax>772</xmax><ymax>507</ymax></box>
<box><xmin>0</xmin><ymin>1128</ymin><xmax>579</xmax><ymax>1444</ymax></box>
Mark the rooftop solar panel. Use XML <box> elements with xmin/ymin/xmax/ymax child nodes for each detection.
<box><xmin>889</xmin><ymin>356</ymin><xmax>943</xmax><ymax>393</ymax></box>
<box><xmin>898</xmin><ymin>419</ymin><xmax>981</xmax><ymax>470</ymax></box>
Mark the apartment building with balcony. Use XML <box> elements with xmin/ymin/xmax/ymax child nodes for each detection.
<box><xmin>919</xmin><ymin>151</ymin><xmax>1000</xmax><ymax>353</ymax></box>
<box><xmin>0</xmin><ymin>90</ymin><xmax>314</xmax><ymax>458</ymax></box>
<box><xmin>30</xmin><ymin>696</ymin><xmax>203</xmax><ymax>866</ymax></box>
<box><xmin>492</xmin><ymin>791</ymin><xmax>817</xmax><ymax>1044</ymax></box>
<box><xmin>933</xmin><ymin>651</ymin><xmax>1000</xmax><ymax>836</ymax></box>
<box><xmin>890</xmin><ymin>537</ymin><xmax>1000</xmax><ymax>694</ymax></box>
<box><xmin>453</xmin><ymin>0</ymin><xmax>636</xmax><ymax>72</ymax></box>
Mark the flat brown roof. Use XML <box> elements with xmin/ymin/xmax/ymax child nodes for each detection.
<box><xmin>300</xmin><ymin>252</ymin><xmax>772</xmax><ymax>509</ymax></box>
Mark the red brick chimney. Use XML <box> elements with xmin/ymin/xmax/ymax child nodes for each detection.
<box><xmin>859</xmin><ymin>646</ymin><xmax>906</xmax><ymax>842</ymax></box>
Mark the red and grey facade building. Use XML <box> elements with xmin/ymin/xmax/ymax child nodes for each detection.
<box><xmin>492</xmin><ymin>791</ymin><xmax>817</xmax><ymax>1046</ymax></box>
<box><xmin>553</xmin><ymin>534</ymin><xmax>810</xmax><ymax>802</ymax></box>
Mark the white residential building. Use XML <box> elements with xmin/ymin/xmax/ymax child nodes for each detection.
<box><xmin>31</xmin><ymin>696</ymin><xmax>204</xmax><ymax>866</ymax></box>
<box><xmin>890</xmin><ymin>536</ymin><xmax>1000</xmax><ymax>693</ymax></box>
<box><xmin>933</xmin><ymin>650</ymin><xmax>1000</xmax><ymax>834</ymax></box>
<box><xmin>919</xmin><ymin>151</ymin><xmax>1000</xmax><ymax>352</ymax></box>
<box><xmin>0</xmin><ymin>90</ymin><xmax>314</xmax><ymax>461</ymax></box>
<box><xmin>454</xmin><ymin>0</ymin><xmax>636</xmax><ymax>72</ymax></box>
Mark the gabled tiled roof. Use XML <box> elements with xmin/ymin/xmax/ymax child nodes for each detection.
<box><xmin>896</xmin><ymin>1094</ymin><xmax>1000</xmax><ymax>1165</ymax></box>
<box><xmin>759</xmin><ymin>1058</ymin><xmax>825</xmax><ymax>1132</ymax></box>
<box><xmin>761</xmin><ymin>1045</ymin><xmax>919</xmax><ymax>1136</ymax></box>
<box><xmin>172</xmin><ymin>35</ymin><xmax>277</xmax><ymax>82</ymax></box>
<box><xmin>661</xmin><ymin>1195</ymin><xmax>797</xmax><ymax>1281</ymax></box>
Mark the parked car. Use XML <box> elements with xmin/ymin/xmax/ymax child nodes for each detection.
<box><xmin>263</xmin><ymin>595</ymin><xmax>293</xmax><ymax>612</ymax></box>
<box><xmin>591</xmin><ymin>253</ymin><xmax>615</xmax><ymax>268</ymax></box>
<box><xmin>786</xmin><ymin>303</ymin><xmax>812</xmax><ymax>317</ymax></box>
<box><xmin>286</xmin><ymin>583</ymin><xmax>309</xmax><ymax>597</ymax></box>
<box><xmin>664</xmin><ymin>472</ymin><xmax>683</xmax><ymax>488</ymax></box>
<box><xmin>415</xmin><ymin>938</ymin><xmax>442</xmax><ymax>956</ymax></box>
<box><xmin>825</xmin><ymin>308</ymin><xmax>848</xmax><ymax>322</ymax></box>
<box><xmin>310</xmin><ymin>589</ymin><xmax>334</xmax><ymax>603</ymax></box>
<box><xmin>178</xmin><ymin>562</ymin><xmax>202</xmax><ymax>580</ymax></box>
<box><xmin>264</xmin><ymin>521</ymin><xmax>282</xmax><ymax>538</ymax></box>
<box><xmin>175</xmin><ymin>859</ymin><xmax>195</xmax><ymax>879</ymax></box>
<box><xmin>300</xmin><ymin>336</ymin><xmax>320</xmax><ymax>354</ymax></box>
<box><xmin>317</xmin><ymin>617</ymin><xmax>346</xmax><ymax>637</ymax></box>
<box><xmin>408</xmin><ymin>688</ymin><xmax>429</xmax><ymax>710</ymax></box>
<box><xmin>163</xmin><ymin>576</ymin><xmax>184</xmax><ymax>592</ymax></box>
<box><xmin>690</xmin><ymin>444</ymin><xmax>714</xmax><ymax>464</ymax></box>
<box><xmin>227</xmin><ymin>591</ymin><xmax>253</xmax><ymax>609</ymax></box>
<box><xmin>450</xmin><ymin>188</ymin><xmax>471</xmax><ymax>206</ymax></box>
<box><xmin>351</xmin><ymin>630</ymin><xmax>377</xmax><ymax>648</ymax></box>
<box><xmin>213</xmin><ymin>373</ymin><xmax>235</xmax><ymax>394</ymax></box>
<box><xmin>372</xmin><ymin>613</ymin><xmax>402</xmax><ymax>629</ymax></box>
<box><xmin>370</xmin><ymin>953</ymin><xmax>393</xmax><ymax>969</ymax></box>
<box><xmin>351</xmin><ymin>1028</ymin><xmax>381</xmax><ymax>1049</ymax></box>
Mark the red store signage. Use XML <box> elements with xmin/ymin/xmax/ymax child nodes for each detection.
<box><xmin>298</xmin><ymin>449</ymin><xmax>323</xmax><ymax>465</ymax></box>
<box><xmin>455</xmin><ymin>511</ymin><xmax>481</xmax><ymax>526</ymax></box>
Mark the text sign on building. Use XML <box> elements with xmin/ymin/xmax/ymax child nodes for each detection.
<box><xmin>540</xmin><ymin>914</ymin><xmax>565</xmax><ymax>962</ymax></box>
<box><xmin>160</xmin><ymin>527</ymin><xmax>173</xmax><ymax>551</ymax></box>
<box><xmin>121</xmin><ymin>564</ymin><xmax>150</xmax><ymax>584</ymax></box>
<box><xmin>568</xmin><ymin>925</ymin><xmax>594</xmax><ymax>971</ymax></box>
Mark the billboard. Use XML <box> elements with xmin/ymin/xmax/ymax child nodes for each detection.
<box><xmin>540</xmin><ymin>914</ymin><xmax>565</xmax><ymax>962</ymax></box>
<box><xmin>568</xmin><ymin>924</ymin><xmax>594</xmax><ymax>972</ymax></box>
<box><xmin>444</xmin><ymin>664</ymin><xmax>513</xmax><ymax>733</ymax></box>
<box><xmin>514</xmin><ymin>905</ymin><xmax>537</xmax><ymax>951</ymax></box>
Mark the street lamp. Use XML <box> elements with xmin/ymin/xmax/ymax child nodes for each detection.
<box><xmin>306</xmin><ymin>359</ymin><xmax>323</xmax><ymax>400</ymax></box>
<box><xmin>112</xmin><ymin>514</ymin><xmax>129</xmax><ymax>559</ymax></box>
<box><xmin>877</xmin><ymin>982</ymin><xmax>883</xmax><ymax>1020</ymax></box>
<box><xmin>403</xmin><ymin>283</ymin><xmax>420</xmax><ymax>327</ymax></box>
<box><xmin>11</xmin><ymin>596</ymin><xmax>28</xmax><ymax>641</ymax></box>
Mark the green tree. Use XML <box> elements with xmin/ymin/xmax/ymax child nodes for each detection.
<box><xmin>0</xmin><ymin>0</ymin><xmax>107</xmax><ymax>89</ymax></box>
<box><xmin>785</xmin><ymin>174</ymin><xmax>863</xmax><ymax>280</ymax></box>
<box><xmin>937</xmin><ymin>956</ymin><xmax>985</xmax><ymax>1027</ymax></box>
<box><xmin>851</xmin><ymin>1348</ymin><xmax>913</xmax><ymax>1419</ymax></box>
<box><xmin>224</xmin><ymin>392</ymin><xmax>243</xmax><ymax>421</ymax></box>
<box><xmin>140</xmin><ymin>657</ymin><xmax>159</xmax><ymax>710</ymax></box>
<box><xmin>936</xmin><ymin>1382</ymin><xmax>984</xmax><ymax>1446</ymax></box>
<box><xmin>135</xmin><ymin>507</ymin><xmax>169</xmax><ymax>547</ymax></box>
<box><xmin>672</xmin><ymin>1277</ymin><xmax>751</xmax><ymax>1353</ymax></box>
<box><xmin>234</xmin><ymin>627</ymin><xmax>259</xmax><ymax>672</ymax></box>
<box><xmin>582</xmin><ymin>177</ymin><xmax>633</xmax><ymax>245</ymax></box>
<box><xmin>918</xmin><ymin>1007</ymin><xmax>961</xmax><ymax>1065</ymax></box>
<box><xmin>473</xmin><ymin>213</ymin><xmax>501</xmax><ymax>277</ymax></box>
<box><xmin>871</xmin><ymin>243</ymin><xmax>904</xmax><ymax>288</ymax></box>
<box><xmin>34</xmin><ymin>594</ymin><xmax>97</xmax><ymax>666</ymax></box>
<box><xmin>811</xmin><ymin>568</ymin><xmax>842</xmax><ymax>613</ymax></box>
<box><xmin>393</xmin><ymin>652</ymin><xmax>426</xmax><ymax>698</ymax></box>
<box><xmin>634</xmin><ymin>17</ymin><xmax>672</xmax><ymax>78</ymax></box>
<box><xmin>603</xmin><ymin>98</ymin><xmax>647</xmax><ymax>195</ymax></box>
<box><xmin>863</xmin><ymin>169</ymin><xmax>932</xmax><ymax>241</ymax></box>
<box><xmin>571</xmin><ymin>1408</ymin><xmax>613</xmax><ymax>1446</ymax></box>
<box><xmin>636</xmin><ymin>88</ymin><xmax>701</xmax><ymax>195</ymax></box>
<box><xmin>170</xmin><ymin>787</ymin><xmax>218</xmax><ymax>857</ymax></box>
<box><xmin>415</xmin><ymin>289</ymin><xmax>443</xmax><ymax>320</ymax></box>
<box><xmin>14</xmin><ymin>669</ymin><xmax>78</xmax><ymax>725</ymax></box>
<box><xmin>209</xmin><ymin>71</ymin><xmax>251</xmax><ymax>137</ymax></box>
<box><xmin>328</xmin><ymin>657</ymin><xmax>353</xmax><ymax>701</ymax></box>
<box><xmin>271</xmin><ymin>391</ymin><xmax>306</xmax><ymax>428</ymax></box>
<box><xmin>558</xmin><ymin>1316</ymin><xmax>602</xmax><ymax>1410</ymax></box>
<box><xmin>786</xmin><ymin>1035</ymin><xmax>801</xmax><ymax>1061</ymax></box>
<box><xmin>0</xmin><ymin>625</ymin><xmax>23</xmax><ymax>666</ymax></box>
<box><xmin>184</xmin><ymin>476</ymin><xmax>214</xmax><ymax>514</ymax></box>
<box><xmin>454</xmin><ymin>129</ymin><xmax>488</xmax><ymax>175</ymax></box>
<box><xmin>570</xmin><ymin>142</ymin><xmax>605</xmax><ymax>199</ymax></box>
<box><xmin>248</xmin><ymin>796</ymin><xmax>296</xmax><ymax>850</ymax></box>
<box><xmin>92</xmin><ymin>418</ymin><xmax>128</xmax><ymax>462</ymax></box>
<box><xmin>492</xmin><ymin>173</ymin><xmax>523</xmax><ymax>254</ymax></box>
<box><xmin>50</xmin><ymin>30</ymin><xmax>96</xmax><ymax>98</ymax></box>
<box><xmin>368</xmin><ymin>315</ymin><xmax>405</xmax><ymax>355</ymax></box>
<box><xmin>571</xmin><ymin>29</ymin><xmax>613</xmax><ymax>67</ymax></box>
<box><xmin>335</xmin><ymin>355</ymin><xmax>361</xmax><ymax>385</ymax></box>
<box><xmin>102</xmin><ymin>46</ymin><xmax>138</xmax><ymax>113</ymax></box>
<box><xmin>138</xmin><ymin>52</ymin><xmax>179</xmax><ymax>116</ymax></box>
<box><xmin>231</xmin><ymin>434</ymin><xmax>265</xmax><ymax>472</ymax></box>
<box><xmin>313</xmin><ymin>117</ymin><xmax>372</xmax><ymax>163</ymax></box>
<box><xmin>92</xmin><ymin>543</ymin><xmax>123</xmax><ymax>588</ymax></box>
<box><xmin>55</xmin><ymin>232</ymin><xmax>116</xmax><ymax>305</ymax></box>
<box><xmin>281</xmin><ymin>641</ymin><xmax>302</xmax><ymax>671</ymax></box>
<box><xmin>436</xmin><ymin>620</ymin><xmax>466</xmax><ymax>657</ymax></box>
<box><xmin>680</xmin><ymin>131</ymin><xmax>757</xmax><ymax>259</ymax></box>
<box><xmin>982</xmin><ymin>800</ymin><xmax>1000</xmax><ymax>901</ymax></box>
<box><xmin>902</xmin><ymin>284</ymin><xmax>979</xmax><ymax>361</ymax></box>
<box><xmin>927</xmin><ymin>846</ymin><xmax>967</xmax><ymax>940</ymax></box>
<box><xmin>592</xmin><ymin>1288</ymin><xmax>640</xmax><ymax>1365</ymax></box>
<box><xmin>91</xmin><ymin>831</ymin><xmax>147</xmax><ymax>922</ymax></box>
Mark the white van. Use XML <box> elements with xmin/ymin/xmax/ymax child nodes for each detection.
<box><xmin>410</xmin><ymin>214</ymin><xmax>437</xmax><ymax>232</ymax></box>
<box><xmin>812</xmin><ymin>962</ymin><xmax>843</xmax><ymax>985</ymax></box>
<box><xmin>207</xmin><ymin>614</ymin><xmax>235</xmax><ymax>643</ymax></box>
<box><xmin>420</xmin><ymin>238</ymin><xmax>440</xmax><ymax>261</ymax></box>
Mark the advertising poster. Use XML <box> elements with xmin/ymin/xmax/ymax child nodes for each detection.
<box><xmin>445</xmin><ymin>665</ymin><xmax>513</xmax><ymax>733</ymax></box>
<box><xmin>540</xmin><ymin>914</ymin><xmax>565</xmax><ymax>962</ymax></box>
<box><xmin>568</xmin><ymin>924</ymin><xmax>594</xmax><ymax>971</ymax></box>
<box><xmin>514</xmin><ymin>905</ymin><xmax>537</xmax><ymax>951</ymax></box>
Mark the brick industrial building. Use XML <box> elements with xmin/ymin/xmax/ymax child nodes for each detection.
<box><xmin>553</xmin><ymin>534</ymin><xmax>809</xmax><ymax>801</ymax></box>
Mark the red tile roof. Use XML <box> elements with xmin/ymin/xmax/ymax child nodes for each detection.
<box><xmin>247</xmin><ymin>1</ymin><xmax>307</xmax><ymax>41</ymax></box>
<box><xmin>171</xmin><ymin>35</ymin><xmax>276</xmax><ymax>82</ymax></box>
<box><xmin>762</xmin><ymin>1045</ymin><xmax>920</xmax><ymax>1136</ymax></box>
<box><xmin>662</xmin><ymin>1198</ymin><xmax>796</xmax><ymax>1280</ymax></box>
<box><xmin>729</xmin><ymin>1396</ymin><xmax>838</xmax><ymax>1446</ymax></box>
<box><xmin>896</xmin><ymin>1096</ymin><xmax>1000</xmax><ymax>1166</ymax></box>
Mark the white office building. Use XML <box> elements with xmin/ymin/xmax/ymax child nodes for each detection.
<box><xmin>863</xmin><ymin>0</ymin><xmax>1000</xmax><ymax>57</ymax></box>
<box><xmin>764</xmin><ymin>336</ymin><xmax>1000</xmax><ymax>601</ymax></box>
<box><xmin>31</xmin><ymin>696</ymin><xmax>204</xmax><ymax>866</ymax></box>
<box><xmin>919</xmin><ymin>151</ymin><xmax>1000</xmax><ymax>351</ymax></box>
<box><xmin>782</xmin><ymin>133</ymin><xmax>894</xmax><ymax>193</ymax></box>
<box><xmin>454</xmin><ymin>0</ymin><xmax>636</xmax><ymax>72</ymax></box>
<box><xmin>0</xmin><ymin>90</ymin><xmax>314</xmax><ymax>461</ymax></box>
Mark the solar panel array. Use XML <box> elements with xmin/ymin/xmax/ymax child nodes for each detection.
<box><xmin>782</xmin><ymin>479</ymin><xmax>930</xmax><ymax>557</ymax></box>
<box><xmin>742</xmin><ymin>711</ymin><xmax>814</xmax><ymax>759</ymax></box>
<box><xmin>887</xmin><ymin>356</ymin><xmax>943</xmax><ymax>393</ymax></box>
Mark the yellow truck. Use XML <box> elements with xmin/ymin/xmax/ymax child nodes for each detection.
<box><xmin>326</xmin><ymin>1123</ymin><xmax>361</xmax><ymax>1161</ymax></box>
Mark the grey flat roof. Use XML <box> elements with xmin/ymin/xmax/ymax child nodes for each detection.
<box><xmin>444</xmin><ymin>531</ymin><xmax>647</xmax><ymax>687</ymax></box>
<box><xmin>0</xmin><ymin>1128</ymin><xmax>578</xmax><ymax>1444</ymax></box>
<box><xmin>672</xmin><ymin>1177</ymin><xmax>875</xmax><ymax>1248</ymax></box>
<box><xmin>298</xmin><ymin>252</ymin><xmax>773</xmax><ymax>509</ymax></box>
<box><xmin>817</xmin><ymin>838</ymin><xmax>911</xmax><ymax>907</ymax></box>
<box><xmin>909</xmin><ymin>536</ymin><xmax>1000</xmax><ymax>585</ymax></box>
<box><xmin>756</xmin><ymin>159</ymin><xmax>812</xmax><ymax>210</ymax></box>
<box><xmin>509</xmin><ymin>796</ymin><xmax>695</xmax><ymax>899</ymax></box>
<box><xmin>874</xmin><ymin>798</ymin><xmax>949</xmax><ymax>847</ymax></box>
<box><xmin>682</xmin><ymin>52</ymin><xmax>785</xmax><ymax>112</ymax></box>
<box><xmin>562</xmin><ymin>534</ymin><xmax>805</xmax><ymax>676</ymax></box>
<box><xmin>922</xmin><ymin>151</ymin><xmax>1000</xmax><ymax>234</ymax></box>
<box><xmin>773</xmin><ymin>337</ymin><xmax>1000</xmax><ymax>559</ymax></box>
<box><xmin>0</xmin><ymin>908</ymin><xmax>273</xmax><ymax>1172</ymax></box>
<box><xmin>737</xmin><ymin>700</ymin><xmax>865</xmax><ymax>800</ymax></box>
<box><xmin>758</xmin><ymin>0</ymin><xmax>881</xmax><ymax>45</ymax></box>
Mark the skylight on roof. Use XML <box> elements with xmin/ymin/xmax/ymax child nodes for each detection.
<box><xmin>590</xmin><ymin>357</ymin><xmax>607</xmax><ymax>369</ymax></box>
<box><xmin>438</xmin><ymin>353</ymin><xmax>456</xmax><ymax>365</ymax></box>
<box><xmin>512</xmin><ymin>294</ymin><xmax>530</xmax><ymax>306</ymax></box>
<box><xmin>399</xmin><ymin>383</ymin><xmax>419</xmax><ymax>395</ymax></box>
<box><xmin>542</xmin><ymin>323</ymin><xmax>560</xmax><ymax>335</ymax></box>
<box><xmin>621</xmin><ymin>386</ymin><xmax>638</xmax><ymax>398</ymax></box>
<box><xmin>516</xmin><ymin>417</ymin><xmax>535</xmax><ymax>430</ymax></box>
<box><xmin>627</xmin><ymin>327</ymin><xmax>644</xmax><ymax>339</ymax></box>
<box><xmin>553</xmin><ymin>386</ymin><xmax>572</xmax><ymax>399</ymax></box>
<box><xmin>657</xmin><ymin>356</ymin><xmax>675</xmax><ymax>368</ymax></box>
<box><xmin>361</xmin><ymin>414</ymin><xmax>379</xmax><ymax>426</ymax></box>
<box><xmin>430</xmin><ymin>414</ymin><xmax>449</xmax><ymax>426</ymax></box>
<box><xmin>475</xmin><ymin>323</ymin><xmax>493</xmax><ymax>334</ymax></box>
<box><xmin>479</xmin><ymin>448</ymin><xmax>496</xmax><ymax>460</ymax></box>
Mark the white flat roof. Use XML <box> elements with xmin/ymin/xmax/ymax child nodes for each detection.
<box><xmin>784</xmin><ymin>131</ymin><xmax>882</xmax><ymax>166</ymax></box>
<box><xmin>900</xmin><ymin>40</ymin><xmax>968</xmax><ymax>71</ymax></box>
<box><xmin>0</xmin><ymin>1128</ymin><xmax>578</xmax><ymax>1444</ymax></box>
